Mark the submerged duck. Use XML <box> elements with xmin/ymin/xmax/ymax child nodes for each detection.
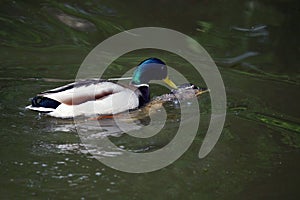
<box><xmin>153</xmin><ymin>83</ymin><xmax>208</xmax><ymax>102</ymax></box>
<box><xmin>26</xmin><ymin>58</ymin><xmax>177</xmax><ymax>118</ymax></box>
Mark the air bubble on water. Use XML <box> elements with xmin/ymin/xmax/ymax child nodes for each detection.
<box><xmin>79</xmin><ymin>175</ymin><xmax>88</xmax><ymax>181</ymax></box>
<box><xmin>95</xmin><ymin>172</ymin><xmax>101</xmax><ymax>176</ymax></box>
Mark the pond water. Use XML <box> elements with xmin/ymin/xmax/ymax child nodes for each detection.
<box><xmin>0</xmin><ymin>0</ymin><xmax>299</xmax><ymax>199</ymax></box>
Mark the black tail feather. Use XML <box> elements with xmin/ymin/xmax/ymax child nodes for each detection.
<box><xmin>31</xmin><ymin>96</ymin><xmax>61</xmax><ymax>109</ymax></box>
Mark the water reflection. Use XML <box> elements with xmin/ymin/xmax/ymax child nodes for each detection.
<box><xmin>231</xmin><ymin>24</ymin><xmax>269</xmax><ymax>38</ymax></box>
<box><xmin>46</xmin><ymin>8</ymin><xmax>97</xmax><ymax>32</ymax></box>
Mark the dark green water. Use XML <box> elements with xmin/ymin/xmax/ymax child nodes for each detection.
<box><xmin>1</xmin><ymin>0</ymin><xmax>300</xmax><ymax>199</ymax></box>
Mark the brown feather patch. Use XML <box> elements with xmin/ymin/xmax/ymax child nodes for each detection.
<box><xmin>62</xmin><ymin>90</ymin><xmax>114</xmax><ymax>105</ymax></box>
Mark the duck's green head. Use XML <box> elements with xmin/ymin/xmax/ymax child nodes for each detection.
<box><xmin>131</xmin><ymin>58</ymin><xmax>177</xmax><ymax>89</ymax></box>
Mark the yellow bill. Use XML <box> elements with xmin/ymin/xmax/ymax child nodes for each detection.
<box><xmin>196</xmin><ymin>89</ymin><xmax>210</xmax><ymax>96</ymax></box>
<box><xmin>163</xmin><ymin>76</ymin><xmax>178</xmax><ymax>89</ymax></box>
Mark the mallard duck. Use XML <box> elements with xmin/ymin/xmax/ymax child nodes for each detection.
<box><xmin>26</xmin><ymin>58</ymin><xmax>177</xmax><ymax>118</ymax></box>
